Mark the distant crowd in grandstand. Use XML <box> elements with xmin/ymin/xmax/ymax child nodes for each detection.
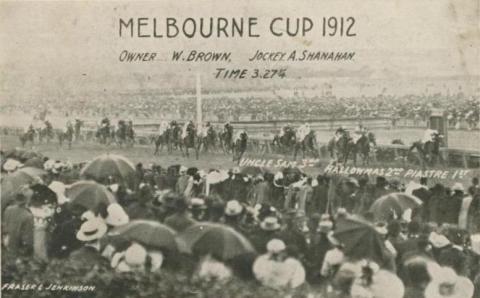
<box><xmin>1</xmin><ymin>91</ymin><xmax>479</xmax><ymax>129</ymax></box>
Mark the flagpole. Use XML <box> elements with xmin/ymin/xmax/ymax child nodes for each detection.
<box><xmin>196</xmin><ymin>73</ymin><xmax>202</xmax><ymax>128</ymax></box>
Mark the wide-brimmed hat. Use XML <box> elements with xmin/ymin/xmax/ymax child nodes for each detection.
<box><xmin>225</xmin><ymin>200</ymin><xmax>243</xmax><ymax>216</ymax></box>
<box><xmin>105</xmin><ymin>203</ymin><xmax>129</xmax><ymax>227</ymax></box>
<box><xmin>266</xmin><ymin>239</ymin><xmax>286</xmax><ymax>254</ymax></box>
<box><xmin>470</xmin><ymin>234</ymin><xmax>480</xmax><ymax>255</ymax></box>
<box><xmin>190</xmin><ymin>198</ymin><xmax>207</xmax><ymax>209</ymax></box>
<box><xmin>76</xmin><ymin>217</ymin><xmax>107</xmax><ymax>242</ymax></box>
<box><xmin>49</xmin><ymin>181</ymin><xmax>69</xmax><ymax>205</ymax></box>
<box><xmin>429</xmin><ymin>232</ymin><xmax>451</xmax><ymax>248</ymax></box>
<box><xmin>318</xmin><ymin>214</ymin><xmax>333</xmax><ymax>233</ymax></box>
<box><xmin>3</xmin><ymin>159</ymin><xmax>23</xmax><ymax>172</ymax></box>
<box><xmin>260</xmin><ymin>216</ymin><xmax>281</xmax><ymax>231</ymax></box>
<box><xmin>124</xmin><ymin>243</ymin><xmax>147</xmax><ymax>266</ymax></box>
<box><xmin>424</xmin><ymin>266</ymin><xmax>474</xmax><ymax>298</ymax></box>
<box><xmin>452</xmin><ymin>183</ymin><xmax>464</xmax><ymax>192</ymax></box>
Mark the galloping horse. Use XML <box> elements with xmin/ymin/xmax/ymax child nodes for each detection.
<box><xmin>198</xmin><ymin>125</ymin><xmax>217</xmax><ymax>153</ymax></box>
<box><xmin>20</xmin><ymin>126</ymin><xmax>36</xmax><ymax>147</ymax></box>
<box><xmin>409</xmin><ymin>133</ymin><xmax>444</xmax><ymax>167</ymax></box>
<box><xmin>220</xmin><ymin>125</ymin><xmax>234</xmax><ymax>154</ymax></box>
<box><xmin>179</xmin><ymin>122</ymin><xmax>200</xmax><ymax>159</ymax></box>
<box><xmin>38</xmin><ymin>121</ymin><xmax>54</xmax><ymax>144</ymax></box>
<box><xmin>232</xmin><ymin>130</ymin><xmax>248</xmax><ymax>163</ymax></box>
<box><xmin>350</xmin><ymin>132</ymin><xmax>376</xmax><ymax>165</ymax></box>
<box><xmin>327</xmin><ymin>132</ymin><xmax>354</xmax><ymax>165</ymax></box>
<box><xmin>154</xmin><ymin>127</ymin><xmax>171</xmax><ymax>155</ymax></box>
<box><xmin>115</xmin><ymin>121</ymin><xmax>128</xmax><ymax>147</ymax></box>
<box><xmin>293</xmin><ymin>130</ymin><xmax>319</xmax><ymax>159</ymax></box>
<box><xmin>58</xmin><ymin>125</ymin><xmax>74</xmax><ymax>149</ymax></box>
<box><xmin>96</xmin><ymin>124</ymin><xmax>110</xmax><ymax>145</ymax></box>
<box><xmin>272</xmin><ymin>126</ymin><xmax>296</xmax><ymax>154</ymax></box>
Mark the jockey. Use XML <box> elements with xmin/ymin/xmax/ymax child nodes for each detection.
<box><xmin>422</xmin><ymin>129</ymin><xmax>438</xmax><ymax>143</ymax></box>
<box><xmin>224</xmin><ymin>122</ymin><xmax>233</xmax><ymax>134</ymax></box>
<box><xmin>297</xmin><ymin>123</ymin><xmax>310</xmax><ymax>141</ymax></box>
<box><xmin>334</xmin><ymin>126</ymin><xmax>345</xmax><ymax>141</ymax></box>
<box><xmin>352</xmin><ymin>124</ymin><xmax>366</xmax><ymax>143</ymax></box>
<box><xmin>158</xmin><ymin>121</ymin><xmax>169</xmax><ymax>134</ymax></box>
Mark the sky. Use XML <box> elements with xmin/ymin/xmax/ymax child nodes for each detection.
<box><xmin>0</xmin><ymin>0</ymin><xmax>479</xmax><ymax>98</ymax></box>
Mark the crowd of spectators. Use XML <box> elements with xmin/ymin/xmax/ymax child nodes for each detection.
<box><xmin>1</xmin><ymin>90</ymin><xmax>478</xmax><ymax>129</ymax></box>
<box><xmin>2</xmin><ymin>149</ymin><xmax>480</xmax><ymax>297</ymax></box>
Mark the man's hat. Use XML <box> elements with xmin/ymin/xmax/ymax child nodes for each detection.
<box><xmin>105</xmin><ymin>203</ymin><xmax>129</xmax><ymax>227</ymax></box>
<box><xmin>260</xmin><ymin>216</ymin><xmax>281</xmax><ymax>231</ymax></box>
<box><xmin>266</xmin><ymin>239</ymin><xmax>286</xmax><ymax>254</ymax></box>
<box><xmin>76</xmin><ymin>217</ymin><xmax>107</xmax><ymax>242</ymax></box>
<box><xmin>225</xmin><ymin>200</ymin><xmax>243</xmax><ymax>216</ymax></box>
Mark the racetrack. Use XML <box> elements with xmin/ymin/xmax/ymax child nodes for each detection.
<box><xmin>1</xmin><ymin>134</ymin><xmax>478</xmax><ymax>188</ymax></box>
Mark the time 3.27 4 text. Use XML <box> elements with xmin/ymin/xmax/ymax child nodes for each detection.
<box><xmin>214</xmin><ymin>68</ymin><xmax>287</xmax><ymax>79</ymax></box>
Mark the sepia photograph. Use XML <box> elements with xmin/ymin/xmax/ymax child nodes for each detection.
<box><xmin>1</xmin><ymin>1</ymin><xmax>479</xmax><ymax>297</ymax></box>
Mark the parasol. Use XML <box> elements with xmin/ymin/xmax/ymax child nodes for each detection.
<box><xmin>177</xmin><ymin>222</ymin><xmax>256</xmax><ymax>261</ymax></box>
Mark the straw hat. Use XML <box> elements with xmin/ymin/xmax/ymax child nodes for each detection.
<box><xmin>225</xmin><ymin>200</ymin><xmax>243</xmax><ymax>216</ymax></box>
<box><xmin>48</xmin><ymin>181</ymin><xmax>69</xmax><ymax>205</ymax></box>
<box><xmin>190</xmin><ymin>198</ymin><xmax>207</xmax><ymax>209</ymax></box>
<box><xmin>424</xmin><ymin>266</ymin><xmax>474</xmax><ymax>298</ymax></box>
<box><xmin>429</xmin><ymin>232</ymin><xmax>451</xmax><ymax>249</ymax></box>
<box><xmin>260</xmin><ymin>216</ymin><xmax>281</xmax><ymax>231</ymax></box>
<box><xmin>452</xmin><ymin>183</ymin><xmax>464</xmax><ymax>192</ymax></box>
<box><xmin>124</xmin><ymin>243</ymin><xmax>147</xmax><ymax>266</ymax></box>
<box><xmin>76</xmin><ymin>217</ymin><xmax>107</xmax><ymax>242</ymax></box>
<box><xmin>105</xmin><ymin>203</ymin><xmax>129</xmax><ymax>227</ymax></box>
<box><xmin>266</xmin><ymin>239</ymin><xmax>286</xmax><ymax>254</ymax></box>
<box><xmin>3</xmin><ymin>159</ymin><xmax>23</xmax><ymax>172</ymax></box>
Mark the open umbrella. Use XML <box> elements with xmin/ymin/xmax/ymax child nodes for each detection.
<box><xmin>177</xmin><ymin>222</ymin><xmax>256</xmax><ymax>260</ymax></box>
<box><xmin>108</xmin><ymin>220</ymin><xmax>178</xmax><ymax>251</ymax></box>
<box><xmin>23</xmin><ymin>157</ymin><xmax>45</xmax><ymax>169</ymax></box>
<box><xmin>333</xmin><ymin>215</ymin><xmax>388</xmax><ymax>264</ymax></box>
<box><xmin>66</xmin><ymin>180</ymin><xmax>116</xmax><ymax>212</ymax></box>
<box><xmin>370</xmin><ymin>192</ymin><xmax>423</xmax><ymax>221</ymax></box>
<box><xmin>80</xmin><ymin>154</ymin><xmax>136</xmax><ymax>188</ymax></box>
<box><xmin>17</xmin><ymin>167</ymin><xmax>48</xmax><ymax>178</ymax></box>
<box><xmin>1</xmin><ymin>169</ymin><xmax>46</xmax><ymax>212</ymax></box>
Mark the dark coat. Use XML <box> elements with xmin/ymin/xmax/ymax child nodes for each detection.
<box><xmin>412</xmin><ymin>187</ymin><xmax>431</xmax><ymax>220</ymax></box>
<box><xmin>438</xmin><ymin>193</ymin><xmax>463</xmax><ymax>224</ymax></box>
<box><xmin>311</xmin><ymin>184</ymin><xmax>329</xmax><ymax>214</ymax></box>
<box><xmin>3</xmin><ymin>204</ymin><xmax>34</xmax><ymax>256</ymax></box>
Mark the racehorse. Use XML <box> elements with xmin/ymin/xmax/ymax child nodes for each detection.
<box><xmin>153</xmin><ymin>128</ymin><xmax>171</xmax><ymax>155</ymax></box>
<box><xmin>96</xmin><ymin>125</ymin><xmax>110</xmax><ymax>145</ymax></box>
<box><xmin>409</xmin><ymin>133</ymin><xmax>444</xmax><ymax>167</ymax></box>
<box><xmin>58</xmin><ymin>126</ymin><xmax>74</xmax><ymax>149</ymax></box>
<box><xmin>179</xmin><ymin>123</ymin><xmax>200</xmax><ymax>159</ymax></box>
<box><xmin>327</xmin><ymin>132</ymin><xmax>354</xmax><ymax>165</ymax></box>
<box><xmin>232</xmin><ymin>131</ymin><xmax>248</xmax><ymax>163</ymax></box>
<box><xmin>74</xmin><ymin>119</ymin><xmax>84</xmax><ymax>142</ymax></box>
<box><xmin>20</xmin><ymin>128</ymin><xmax>36</xmax><ymax>148</ymax></box>
<box><xmin>126</xmin><ymin>122</ymin><xmax>135</xmax><ymax>147</ymax></box>
<box><xmin>272</xmin><ymin>127</ymin><xmax>296</xmax><ymax>154</ymax></box>
<box><xmin>198</xmin><ymin>126</ymin><xmax>218</xmax><ymax>153</ymax></box>
<box><xmin>293</xmin><ymin>130</ymin><xmax>319</xmax><ymax>159</ymax></box>
<box><xmin>220</xmin><ymin>128</ymin><xmax>234</xmax><ymax>154</ymax></box>
<box><xmin>350</xmin><ymin>132</ymin><xmax>376</xmax><ymax>166</ymax></box>
<box><xmin>38</xmin><ymin>122</ymin><xmax>54</xmax><ymax>144</ymax></box>
<box><xmin>115</xmin><ymin>121</ymin><xmax>130</xmax><ymax>147</ymax></box>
